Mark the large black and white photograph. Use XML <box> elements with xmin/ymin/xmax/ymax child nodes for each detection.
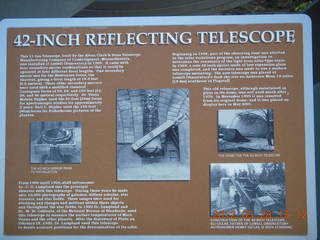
<box><xmin>116</xmin><ymin>88</ymin><xmax>190</xmax><ymax>181</ymax></box>
<box><xmin>218</xmin><ymin>109</ymin><xmax>274</xmax><ymax>152</ymax></box>
<box><xmin>30</xmin><ymin>121</ymin><xmax>82</xmax><ymax>164</ymax></box>
<box><xmin>210</xmin><ymin>163</ymin><xmax>286</xmax><ymax>216</ymax></box>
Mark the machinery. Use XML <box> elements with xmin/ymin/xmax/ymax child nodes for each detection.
<box><xmin>232</xmin><ymin>163</ymin><xmax>285</xmax><ymax>215</ymax></box>
<box><xmin>33</xmin><ymin>127</ymin><xmax>76</xmax><ymax>163</ymax></box>
<box><xmin>131</xmin><ymin>113</ymin><xmax>188</xmax><ymax>156</ymax></box>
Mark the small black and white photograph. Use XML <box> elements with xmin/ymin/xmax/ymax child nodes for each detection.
<box><xmin>116</xmin><ymin>88</ymin><xmax>190</xmax><ymax>181</ymax></box>
<box><xmin>210</xmin><ymin>162</ymin><xmax>286</xmax><ymax>216</ymax></box>
<box><xmin>218</xmin><ymin>109</ymin><xmax>274</xmax><ymax>152</ymax></box>
<box><xmin>30</xmin><ymin>121</ymin><xmax>82</xmax><ymax>164</ymax></box>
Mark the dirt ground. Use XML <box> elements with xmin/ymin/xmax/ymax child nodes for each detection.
<box><xmin>222</xmin><ymin>0</ymin><xmax>312</xmax><ymax>14</ymax></box>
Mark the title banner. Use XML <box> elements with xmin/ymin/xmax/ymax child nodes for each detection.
<box><xmin>12</xmin><ymin>29</ymin><xmax>296</xmax><ymax>47</ymax></box>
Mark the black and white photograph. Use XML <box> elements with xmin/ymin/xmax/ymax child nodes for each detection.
<box><xmin>30</xmin><ymin>121</ymin><xmax>82</xmax><ymax>164</ymax></box>
<box><xmin>116</xmin><ymin>88</ymin><xmax>190</xmax><ymax>181</ymax></box>
<box><xmin>210</xmin><ymin>162</ymin><xmax>286</xmax><ymax>216</ymax></box>
<box><xmin>218</xmin><ymin>109</ymin><xmax>274</xmax><ymax>152</ymax></box>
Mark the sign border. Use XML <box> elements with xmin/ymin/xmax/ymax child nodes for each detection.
<box><xmin>0</xmin><ymin>14</ymin><xmax>316</xmax><ymax>240</ymax></box>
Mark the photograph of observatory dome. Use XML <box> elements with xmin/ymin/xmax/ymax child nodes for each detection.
<box><xmin>218</xmin><ymin>109</ymin><xmax>275</xmax><ymax>152</ymax></box>
<box><xmin>210</xmin><ymin>163</ymin><xmax>286</xmax><ymax>217</ymax></box>
<box><xmin>116</xmin><ymin>88</ymin><xmax>190</xmax><ymax>181</ymax></box>
<box><xmin>29</xmin><ymin>121</ymin><xmax>82</xmax><ymax>164</ymax></box>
